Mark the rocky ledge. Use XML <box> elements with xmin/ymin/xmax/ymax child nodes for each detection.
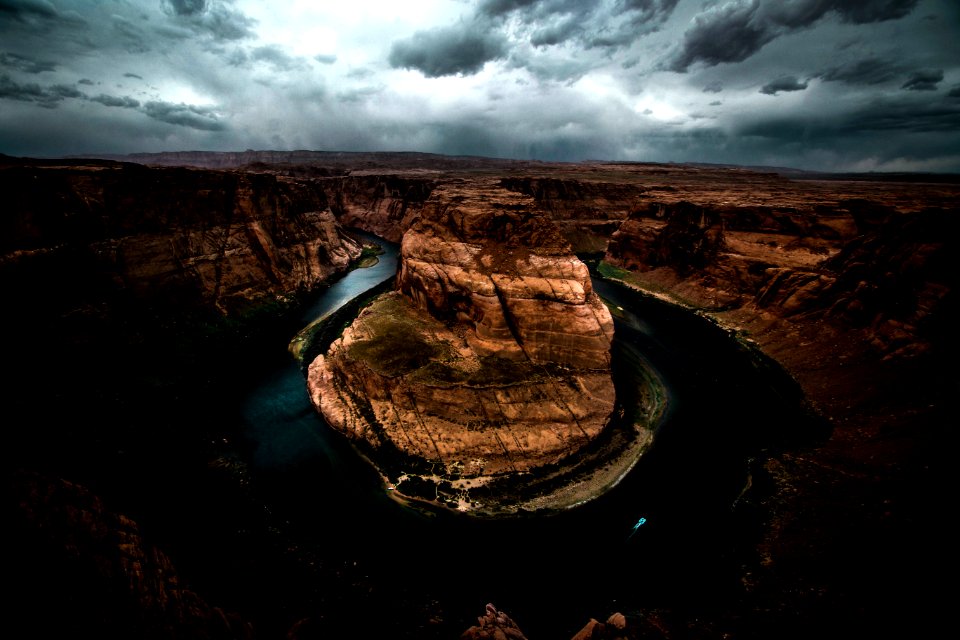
<box><xmin>307</xmin><ymin>180</ymin><xmax>620</xmax><ymax>512</ymax></box>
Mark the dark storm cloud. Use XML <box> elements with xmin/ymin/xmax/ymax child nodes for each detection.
<box><xmin>832</xmin><ymin>0</ymin><xmax>920</xmax><ymax>24</ymax></box>
<box><xmin>901</xmin><ymin>69</ymin><xmax>943</xmax><ymax>91</ymax></box>
<box><xmin>90</xmin><ymin>93</ymin><xmax>140</xmax><ymax>108</ymax></box>
<box><xmin>479</xmin><ymin>0</ymin><xmax>540</xmax><ymax>17</ymax></box>
<box><xmin>667</xmin><ymin>1</ymin><xmax>768</xmax><ymax>71</ymax></box>
<box><xmin>142</xmin><ymin>101</ymin><xmax>226</xmax><ymax>131</ymax></box>
<box><xmin>818</xmin><ymin>57</ymin><xmax>906</xmax><ymax>85</ymax></box>
<box><xmin>389</xmin><ymin>21</ymin><xmax>508</xmax><ymax>77</ymax></box>
<box><xmin>0</xmin><ymin>0</ymin><xmax>57</xmax><ymax>20</ymax></box>
<box><xmin>314</xmin><ymin>54</ymin><xmax>337</xmax><ymax>65</ymax></box>
<box><xmin>160</xmin><ymin>0</ymin><xmax>256</xmax><ymax>43</ymax></box>
<box><xmin>702</xmin><ymin>81</ymin><xmax>723</xmax><ymax>93</ymax></box>
<box><xmin>113</xmin><ymin>15</ymin><xmax>152</xmax><ymax>53</ymax></box>
<box><xmin>529</xmin><ymin>18</ymin><xmax>581</xmax><ymax>47</ymax></box>
<box><xmin>949</xmin><ymin>86</ymin><xmax>960</xmax><ymax>99</ymax></box>
<box><xmin>849</xmin><ymin>99</ymin><xmax>960</xmax><ymax>132</ymax></box>
<box><xmin>739</xmin><ymin>95</ymin><xmax>960</xmax><ymax>141</ymax></box>
<box><xmin>0</xmin><ymin>51</ymin><xmax>55</xmax><ymax>73</ymax></box>
<box><xmin>195</xmin><ymin>5</ymin><xmax>256</xmax><ymax>41</ymax></box>
<box><xmin>391</xmin><ymin>0</ymin><xmax>682</xmax><ymax>83</ymax></box>
<box><xmin>668</xmin><ymin>0</ymin><xmax>922</xmax><ymax>72</ymax></box>
<box><xmin>760</xmin><ymin>76</ymin><xmax>808</xmax><ymax>95</ymax></box>
<box><xmin>479</xmin><ymin>0</ymin><xmax>679</xmax><ymax>50</ymax></box>
<box><xmin>0</xmin><ymin>74</ymin><xmax>82</xmax><ymax>107</ymax></box>
<box><xmin>123</xmin><ymin>72</ymin><xmax>143</xmax><ymax>80</ymax></box>
<box><xmin>249</xmin><ymin>45</ymin><xmax>307</xmax><ymax>71</ymax></box>
<box><xmin>162</xmin><ymin>0</ymin><xmax>208</xmax><ymax>17</ymax></box>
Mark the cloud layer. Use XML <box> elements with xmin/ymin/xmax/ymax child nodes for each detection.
<box><xmin>0</xmin><ymin>0</ymin><xmax>957</xmax><ymax>172</ymax></box>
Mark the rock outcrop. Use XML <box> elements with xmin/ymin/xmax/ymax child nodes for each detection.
<box><xmin>308</xmin><ymin>180</ymin><xmax>615</xmax><ymax>494</ymax></box>
<box><xmin>461</xmin><ymin>603</ymin><xmax>528</xmax><ymax>640</ymax></box>
<box><xmin>8</xmin><ymin>470</ymin><xmax>253</xmax><ymax>639</ymax></box>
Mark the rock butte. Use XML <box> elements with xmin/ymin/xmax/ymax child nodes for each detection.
<box><xmin>307</xmin><ymin>180</ymin><xmax>616</xmax><ymax>480</ymax></box>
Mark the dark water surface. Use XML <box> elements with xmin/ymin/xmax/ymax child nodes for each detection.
<box><xmin>225</xmin><ymin>237</ymin><xmax>823</xmax><ymax>638</ymax></box>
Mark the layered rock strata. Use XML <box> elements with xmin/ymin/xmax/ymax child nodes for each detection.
<box><xmin>308</xmin><ymin>181</ymin><xmax>615</xmax><ymax>482</ymax></box>
<box><xmin>326</xmin><ymin>175</ymin><xmax>435</xmax><ymax>243</ymax></box>
<box><xmin>0</xmin><ymin>159</ymin><xmax>362</xmax><ymax>316</ymax></box>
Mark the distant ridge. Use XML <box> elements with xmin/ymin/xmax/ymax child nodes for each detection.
<box><xmin>44</xmin><ymin>150</ymin><xmax>960</xmax><ymax>183</ymax></box>
<box><xmin>72</xmin><ymin>149</ymin><xmax>544</xmax><ymax>171</ymax></box>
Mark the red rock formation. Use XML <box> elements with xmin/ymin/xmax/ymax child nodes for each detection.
<box><xmin>308</xmin><ymin>180</ymin><xmax>615</xmax><ymax>488</ymax></box>
<box><xmin>398</xmin><ymin>181</ymin><xmax>614</xmax><ymax>368</ymax></box>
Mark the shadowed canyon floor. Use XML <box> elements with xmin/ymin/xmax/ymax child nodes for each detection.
<box><xmin>3</xmin><ymin>152</ymin><xmax>957</xmax><ymax>639</ymax></box>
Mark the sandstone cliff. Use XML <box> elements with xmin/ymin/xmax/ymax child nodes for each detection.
<box><xmin>308</xmin><ymin>180</ymin><xmax>616</xmax><ymax>496</ymax></box>
<box><xmin>0</xmin><ymin>158</ymin><xmax>362</xmax><ymax>317</ymax></box>
<box><xmin>326</xmin><ymin>174</ymin><xmax>435</xmax><ymax>243</ymax></box>
<box><xmin>498</xmin><ymin>176</ymin><xmax>643</xmax><ymax>252</ymax></box>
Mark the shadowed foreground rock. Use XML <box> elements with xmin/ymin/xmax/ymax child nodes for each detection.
<box><xmin>7</xmin><ymin>470</ymin><xmax>253</xmax><ymax>640</ymax></box>
<box><xmin>461</xmin><ymin>605</ymin><xmax>643</xmax><ymax>640</ymax></box>
<box><xmin>461</xmin><ymin>604</ymin><xmax>528</xmax><ymax>640</ymax></box>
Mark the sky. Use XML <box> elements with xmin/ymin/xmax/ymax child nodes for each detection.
<box><xmin>1</xmin><ymin>0</ymin><xmax>959</xmax><ymax>172</ymax></box>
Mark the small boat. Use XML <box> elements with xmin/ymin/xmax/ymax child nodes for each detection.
<box><xmin>627</xmin><ymin>516</ymin><xmax>647</xmax><ymax>540</ymax></box>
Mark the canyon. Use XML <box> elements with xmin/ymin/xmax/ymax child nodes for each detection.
<box><xmin>2</xmin><ymin>151</ymin><xmax>956</xmax><ymax>639</ymax></box>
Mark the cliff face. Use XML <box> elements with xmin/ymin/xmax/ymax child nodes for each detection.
<box><xmin>603</xmin><ymin>199</ymin><xmax>957</xmax><ymax>360</ymax></box>
<box><xmin>498</xmin><ymin>177</ymin><xmax>643</xmax><ymax>252</ymax></box>
<box><xmin>308</xmin><ymin>180</ymin><xmax>615</xmax><ymax>485</ymax></box>
<box><xmin>0</xmin><ymin>159</ymin><xmax>362</xmax><ymax>317</ymax></box>
<box><xmin>398</xmin><ymin>181</ymin><xmax>614</xmax><ymax>368</ymax></box>
<box><xmin>325</xmin><ymin>175</ymin><xmax>435</xmax><ymax>243</ymax></box>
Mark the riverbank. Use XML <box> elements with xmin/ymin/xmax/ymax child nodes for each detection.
<box><xmin>591</xmin><ymin>260</ymin><xmax>952</xmax><ymax>638</ymax></box>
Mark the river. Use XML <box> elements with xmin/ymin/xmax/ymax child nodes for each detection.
<box><xmin>228</xmin><ymin>233</ymin><xmax>821</xmax><ymax>639</ymax></box>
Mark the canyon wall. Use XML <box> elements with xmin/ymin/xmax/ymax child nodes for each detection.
<box><xmin>603</xmin><ymin>198</ymin><xmax>957</xmax><ymax>360</ymax></box>
<box><xmin>0</xmin><ymin>158</ymin><xmax>362</xmax><ymax>317</ymax></box>
<box><xmin>325</xmin><ymin>175</ymin><xmax>435</xmax><ymax>243</ymax></box>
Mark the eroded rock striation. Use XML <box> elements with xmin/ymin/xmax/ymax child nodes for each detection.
<box><xmin>0</xmin><ymin>158</ymin><xmax>362</xmax><ymax>316</ymax></box>
<box><xmin>308</xmin><ymin>180</ymin><xmax>615</xmax><ymax>490</ymax></box>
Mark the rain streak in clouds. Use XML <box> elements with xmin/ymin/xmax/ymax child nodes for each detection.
<box><xmin>1</xmin><ymin>0</ymin><xmax>958</xmax><ymax>171</ymax></box>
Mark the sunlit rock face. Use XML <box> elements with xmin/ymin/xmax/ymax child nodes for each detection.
<box><xmin>398</xmin><ymin>181</ymin><xmax>615</xmax><ymax>368</ymax></box>
<box><xmin>308</xmin><ymin>180</ymin><xmax>615</xmax><ymax>478</ymax></box>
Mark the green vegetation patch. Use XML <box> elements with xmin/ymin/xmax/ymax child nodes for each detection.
<box><xmin>597</xmin><ymin>260</ymin><xmax>632</xmax><ymax>280</ymax></box>
<box><xmin>351</xmin><ymin>243</ymin><xmax>384</xmax><ymax>270</ymax></box>
<box><xmin>346</xmin><ymin>294</ymin><xmax>446</xmax><ymax>377</ymax></box>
